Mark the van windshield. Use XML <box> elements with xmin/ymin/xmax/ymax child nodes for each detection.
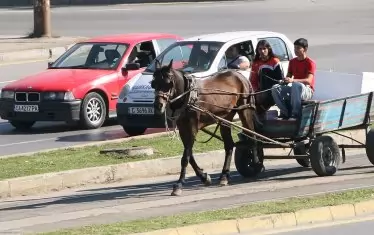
<box><xmin>145</xmin><ymin>41</ymin><xmax>224</xmax><ymax>73</ymax></box>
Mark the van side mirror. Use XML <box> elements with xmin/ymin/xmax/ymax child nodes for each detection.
<box><xmin>48</xmin><ymin>61</ymin><xmax>54</xmax><ymax>68</ymax></box>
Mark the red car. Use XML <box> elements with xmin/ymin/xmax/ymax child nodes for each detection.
<box><xmin>0</xmin><ymin>33</ymin><xmax>182</xmax><ymax>130</ymax></box>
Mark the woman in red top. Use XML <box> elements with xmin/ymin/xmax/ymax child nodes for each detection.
<box><xmin>250</xmin><ymin>40</ymin><xmax>284</xmax><ymax>115</ymax></box>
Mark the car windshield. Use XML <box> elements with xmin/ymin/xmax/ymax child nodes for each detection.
<box><xmin>145</xmin><ymin>41</ymin><xmax>224</xmax><ymax>73</ymax></box>
<box><xmin>50</xmin><ymin>42</ymin><xmax>129</xmax><ymax>70</ymax></box>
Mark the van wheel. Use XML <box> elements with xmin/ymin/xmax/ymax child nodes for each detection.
<box><xmin>122</xmin><ymin>126</ymin><xmax>147</xmax><ymax>136</ymax></box>
<box><xmin>79</xmin><ymin>92</ymin><xmax>107</xmax><ymax>129</ymax></box>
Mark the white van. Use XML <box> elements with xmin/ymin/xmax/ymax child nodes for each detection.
<box><xmin>116</xmin><ymin>31</ymin><xmax>296</xmax><ymax>136</ymax></box>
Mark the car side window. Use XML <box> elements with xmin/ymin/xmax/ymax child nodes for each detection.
<box><xmin>260</xmin><ymin>37</ymin><xmax>290</xmax><ymax>61</ymax></box>
<box><xmin>127</xmin><ymin>41</ymin><xmax>157</xmax><ymax>68</ymax></box>
<box><xmin>156</xmin><ymin>38</ymin><xmax>177</xmax><ymax>53</ymax></box>
<box><xmin>218</xmin><ymin>40</ymin><xmax>254</xmax><ymax>70</ymax></box>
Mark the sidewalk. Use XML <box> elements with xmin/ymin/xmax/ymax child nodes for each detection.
<box><xmin>0</xmin><ymin>35</ymin><xmax>88</xmax><ymax>64</ymax></box>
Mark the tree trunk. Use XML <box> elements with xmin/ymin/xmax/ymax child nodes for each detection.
<box><xmin>33</xmin><ymin>0</ymin><xmax>51</xmax><ymax>38</ymax></box>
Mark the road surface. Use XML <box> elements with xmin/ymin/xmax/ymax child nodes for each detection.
<box><xmin>0</xmin><ymin>0</ymin><xmax>373</xmax><ymax>156</ymax></box>
<box><xmin>0</xmin><ymin>152</ymin><xmax>373</xmax><ymax>234</ymax></box>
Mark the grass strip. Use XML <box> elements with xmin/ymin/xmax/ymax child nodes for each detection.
<box><xmin>0</xmin><ymin>124</ymin><xmax>240</xmax><ymax>181</ymax></box>
<box><xmin>40</xmin><ymin>188</ymin><xmax>374</xmax><ymax>235</ymax></box>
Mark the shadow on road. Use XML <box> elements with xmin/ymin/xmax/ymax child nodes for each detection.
<box><xmin>0</xmin><ymin>166</ymin><xmax>319</xmax><ymax>212</ymax></box>
<box><xmin>0</xmin><ymin>119</ymin><xmax>119</xmax><ymax>136</ymax></box>
<box><xmin>1</xmin><ymin>163</ymin><xmax>372</xmax><ymax>212</ymax></box>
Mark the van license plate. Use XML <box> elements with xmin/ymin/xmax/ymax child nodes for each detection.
<box><xmin>128</xmin><ymin>107</ymin><xmax>154</xmax><ymax>115</ymax></box>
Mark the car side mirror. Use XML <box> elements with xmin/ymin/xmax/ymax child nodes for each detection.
<box><xmin>123</xmin><ymin>63</ymin><xmax>140</xmax><ymax>72</ymax></box>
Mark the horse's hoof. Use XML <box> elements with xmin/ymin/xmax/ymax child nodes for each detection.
<box><xmin>219</xmin><ymin>178</ymin><xmax>229</xmax><ymax>186</ymax></box>
<box><xmin>171</xmin><ymin>188</ymin><xmax>182</xmax><ymax>196</ymax></box>
<box><xmin>203</xmin><ymin>174</ymin><xmax>212</xmax><ymax>186</ymax></box>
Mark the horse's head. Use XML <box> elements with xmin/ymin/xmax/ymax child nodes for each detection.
<box><xmin>151</xmin><ymin>59</ymin><xmax>177</xmax><ymax>115</ymax></box>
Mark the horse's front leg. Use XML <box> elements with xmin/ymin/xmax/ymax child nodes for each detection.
<box><xmin>171</xmin><ymin>147</ymin><xmax>190</xmax><ymax>196</ymax></box>
<box><xmin>218</xmin><ymin>113</ymin><xmax>236</xmax><ymax>186</ymax></box>
<box><xmin>171</xmin><ymin>118</ymin><xmax>211</xmax><ymax>196</ymax></box>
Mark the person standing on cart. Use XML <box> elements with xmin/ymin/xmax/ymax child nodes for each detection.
<box><xmin>271</xmin><ymin>38</ymin><xmax>316</xmax><ymax>120</ymax></box>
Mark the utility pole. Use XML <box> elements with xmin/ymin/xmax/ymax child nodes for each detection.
<box><xmin>33</xmin><ymin>0</ymin><xmax>51</xmax><ymax>38</ymax></box>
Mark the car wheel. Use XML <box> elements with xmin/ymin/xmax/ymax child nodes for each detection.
<box><xmin>79</xmin><ymin>92</ymin><xmax>107</xmax><ymax>129</ymax></box>
<box><xmin>122</xmin><ymin>126</ymin><xmax>147</xmax><ymax>136</ymax></box>
<box><xmin>9</xmin><ymin>120</ymin><xmax>35</xmax><ymax>130</ymax></box>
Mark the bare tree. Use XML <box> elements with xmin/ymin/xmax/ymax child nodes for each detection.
<box><xmin>33</xmin><ymin>0</ymin><xmax>51</xmax><ymax>37</ymax></box>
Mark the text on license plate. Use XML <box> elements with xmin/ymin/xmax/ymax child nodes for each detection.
<box><xmin>14</xmin><ymin>105</ymin><xmax>39</xmax><ymax>112</ymax></box>
<box><xmin>129</xmin><ymin>107</ymin><xmax>154</xmax><ymax>115</ymax></box>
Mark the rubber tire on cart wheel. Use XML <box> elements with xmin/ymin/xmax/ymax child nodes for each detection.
<box><xmin>365</xmin><ymin>129</ymin><xmax>374</xmax><ymax>165</ymax></box>
<box><xmin>79</xmin><ymin>92</ymin><xmax>107</xmax><ymax>129</ymax></box>
<box><xmin>9</xmin><ymin>120</ymin><xmax>35</xmax><ymax>130</ymax></box>
<box><xmin>310</xmin><ymin>135</ymin><xmax>341</xmax><ymax>176</ymax></box>
<box><xmin>122</xmin><ymin>126</ymin><xmax>147</xmax><ymax>136</ymax></box>
<box><xmin>294</xmin><ymin>145</ymin><xmax>311</xmax><ymax>168</ymax></box>
<box><xmin>234</xmin><ymin>144</ymin><xmax>264</xmax><ymax>178</ymax></box>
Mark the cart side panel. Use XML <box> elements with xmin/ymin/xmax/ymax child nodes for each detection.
<box><xmin>297</xmin><ymin>103</ymin><xmax>318</xmax><ymax>137</ymax></box>
<box><xmin>370</xmin><ymin>93</ymin><xmax>374</xmax><ymax>124</ymax></box>
<box><xmin>313</xmin><ymin>92</ymin><xmax>372</xmax><ymax>134</ymax></box>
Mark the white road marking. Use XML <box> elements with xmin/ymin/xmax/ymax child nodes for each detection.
<box><xmin>191</xmin><ymin>3</ymin><xmax>239</xmax><ymax>8</ymax></box>
<box><xmin>0</xmin><ymin>138</ymin><xmax>57</xmax><ymax>148</ymax></box>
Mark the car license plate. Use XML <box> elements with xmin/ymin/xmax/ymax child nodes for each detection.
<box><xmin>128</xmin><ymin>107</ymin><xmax>154</xmax><ymax>115</ymax></box>
<box><xmin>14</xmin><ymin>104</ymin><xmax>39</xmax><ymax>112</ymax></box>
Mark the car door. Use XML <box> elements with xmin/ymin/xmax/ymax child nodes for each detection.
<box><xmin>117</xmin><ymin>40</ymin><xmax>158</xmax><ymax>93</ymax></box>
<box><xmin>258</xmin><ymin>36</ymin><xmax>292</xmax><ymax>77</ymax></box>
<box><xmin>94</xmin><ymin>43</ymin><xmax>128</xmax><ymax>113</ymax></box>
<box><xmin>154</xmin><ymin>38</ymin><xmax>179</xmax><ymax>55</ymax></box>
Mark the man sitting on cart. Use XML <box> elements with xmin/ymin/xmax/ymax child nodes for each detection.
<box><xmin>271</xmin><ymin>38</ymin><xmax>316</xmax><ymax>121</ymax></box>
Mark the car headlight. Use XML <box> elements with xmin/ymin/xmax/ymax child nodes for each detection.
<box><xmin>64</xmin><ymin>91</ymin><xmax>75</xmax><ymax>101</ymax></box>
<box><xmin>119</xmin><ymin>84</ymin><xmax>131</xmax><ymax>100</ymax></box>
<box><xmin>43</xmin><ymin>91</ymin><xmax>75</xmax><ymax>101</ymax></box>
<box><xmin>0</xmin><ymin>90</ymin><xmax>15</xmax><ymax>99</ymax></box>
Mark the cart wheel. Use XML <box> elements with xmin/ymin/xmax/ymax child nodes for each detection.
<box><xmin>310</xmin><ymin>135</ymin><xmax>341</xmax><ymax>176</ymax></box>
<box><xmin>365</xmin><ymin>129</ymin><xmax>374</xmax><ymax>165</ymax></box>
<box><xmin>294</xmin><ymin>145</ymin><xmax>311</xmax><ymax>168</ymax></box>
<box><xmin>234</xmin><ymin>144</ymin><xmax>264</xmax><ymax>178</ymax></box>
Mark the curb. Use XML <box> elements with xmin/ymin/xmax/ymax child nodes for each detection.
<box><xmin>0</xmin><ymin>43</ymin><xmax>76</xmax><ymax>64</ymax></box>
<box><xmin>131</xmin><ymin>199</ymin><xmax>374</xmax><ymax>235</ymax></box>
<box><xmin>0</xmin><ymin>129</ymin><xmax>367</xmax><ymax>198</ymax></box>
<box><xmin>0</xmin><ymin>150</ymin><xmax>297</xmax><ymax>199</ymax></box>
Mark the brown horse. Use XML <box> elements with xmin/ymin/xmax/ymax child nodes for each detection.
<box><xmin>150</xmin><ymin>59</ymin><xmax>265</xmax><ymax>196</ymax></box>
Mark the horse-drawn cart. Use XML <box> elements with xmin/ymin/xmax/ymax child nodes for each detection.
<box><xmin>231</xmin><ymin>91</ymin><xmax>374</xmax><ymax>178</ymax></box>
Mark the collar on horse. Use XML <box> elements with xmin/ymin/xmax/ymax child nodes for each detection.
<box><xmin>165</xmin><ymin>72</ymin><xmax>198</xmax><ymax>120</ymax></box>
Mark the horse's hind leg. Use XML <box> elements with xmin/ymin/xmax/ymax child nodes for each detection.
<box><xmin>218</xmin><ymin>111</ymin><xmax>236</xmax><ymax>186</ymax></box>
<box><xmin>238</xmin><ymin>108</ymin><xmax>264</xmax><ymax>172</ymax></box>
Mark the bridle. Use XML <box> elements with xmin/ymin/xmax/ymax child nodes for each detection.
<box><xmin>152</xmin><ymin>71</ymin><xmax>177</xmax><ymax>104</ymax></box>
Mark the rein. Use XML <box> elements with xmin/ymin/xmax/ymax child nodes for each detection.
<box><xmin>157</xmin><ymin>68</ymin><xmax>283</xmax><ymax>143</ymax></box>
